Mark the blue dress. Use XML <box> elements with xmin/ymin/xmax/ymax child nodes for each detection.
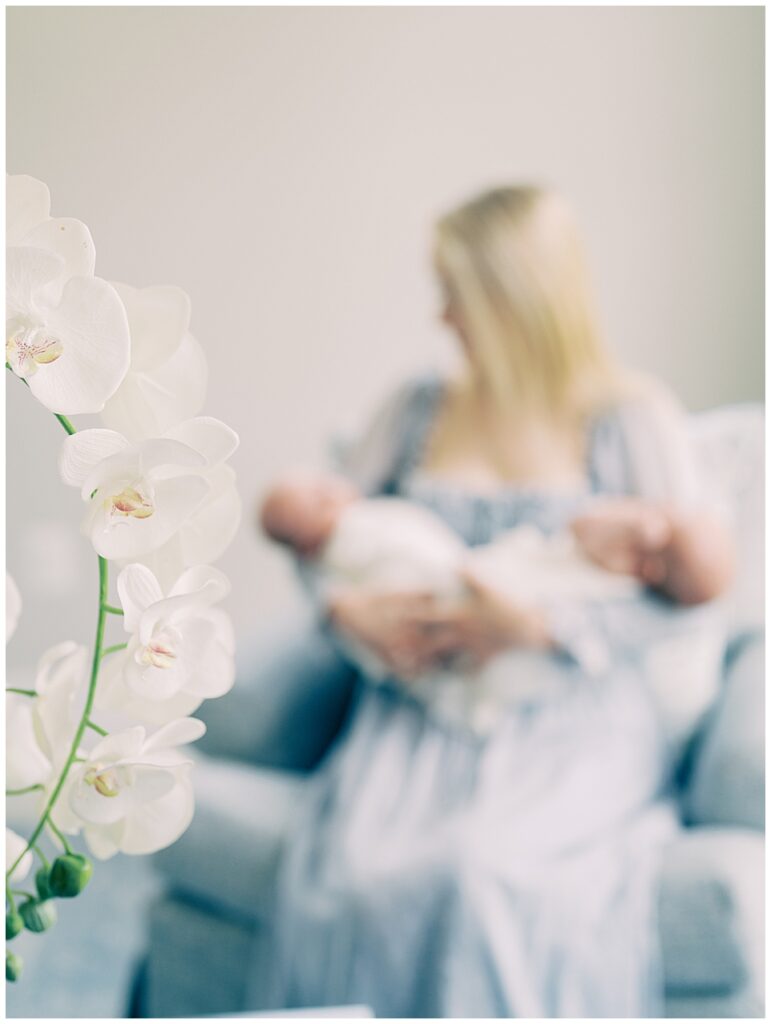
<box><xmin>261</xmin><ymin>376</ymin><xmax>723</xmax><ymax>1018</ymax></box>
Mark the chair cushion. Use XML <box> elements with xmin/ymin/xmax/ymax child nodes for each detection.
<box><xmin>659</xmin><ymin>829</ymin><xmax>764</xmax><ymax>996</ymax></box>
<box><xmin>152</xmin><ymin>753</ymin><xmax>305</xmax><ymax>924</ymax></box>
<box><xmin>682</xmin><ymin>633</ymin><xmax>764</xmax><ymax>830</ymax></box>
<box><xmin>197</xmin><ymin>606</ymin><xmax>357</xmax><ymax>772</ymax></box>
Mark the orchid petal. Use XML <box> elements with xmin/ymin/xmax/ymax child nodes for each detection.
<box><xmin>168</xmin><ymin>564</ymin><xmax>231</xmax><ymax>603</ymax></box>
<box><xmin>164</xmin><ymin>417</ymin><xmax>239</xmax><ymax>466</ymax></box>
<box><xmin>6</xmin><ymin>828</ymin><xmax>33</xmax><ymax>882</ymax></box>
<box><xmin>118</xmin><ymin>774</ymin><xmax>195</xmax><ymax>855</ymax></box>
<box><xmin>23</xmin><ymin>217</ymin><xmax>96</xmax><ymax>279</ymax></box>
<box><xmin>30</xmin><ymin>274</ymin><xmax>131</xmax><ymax>414</ymax></box>
<box><xmin>59</xmin><ymin>428</ymin><xmax>130</xmax><ymax>490</ymax></box>
<box><xmin>86</xmin><ymin>473</ymin><xmax>210</xmax><ymax>560</ymax></box>
<box><xmin>143</xmin><ymin>717</ymin><xmax>206</xmax><ymax>753</ymax></box>
<box><xmin>101</xmin><ymin>331</ymin><xmax>208</xmax><ymax>442</ymax></box>
<box><xmin>112</xmin><ymin>282</ymin><xmax>191</xmax><ymax>373</ymax></box>
<box><xmin>117</xmin><ymin>563</ymin><xmax>164</xmax><ymax>633</ymax></box>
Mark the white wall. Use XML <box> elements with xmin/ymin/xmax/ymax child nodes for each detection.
<box><xmin>6</xmin><ymin>6</ymin><xmax>764</xmax><ymax>676</ymax></box>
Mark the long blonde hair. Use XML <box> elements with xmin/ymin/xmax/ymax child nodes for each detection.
<box><xmin>434</xmin><ymin>185</ymin><xmax>626</xmax><ymax>422</ymax></box>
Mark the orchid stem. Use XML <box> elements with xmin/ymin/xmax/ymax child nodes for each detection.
<box><xmin>32</xmin><ymin>844</ymin><xmax>50</xmax><ymax>870</ymax></box>
<box><xmin>54</xmin><ymin>413</ymin><xmax>76</xmax><ymax>436</ymax></box>
<box><xmin>6</xmin><ymin>784</ymin><xmax>44</xmax><ymax>797</ymax></box>
<box><xmin>101</xmin><ymin>642</ymin><xmax>127</xmax><ymax>657</ymax></box>
<box><xmin>102</xmin><ymin>604</ymin><xmax>123</xmax><ymax>616</ymax></box>
<box><xmin>6</xmin><ymin>555</ymin><xmax>107</xmax><ymax>879</ymax></box>
<box><xmin>5</xmin><ymin>687</ymin><xmax>37</xmax><ymax>698</ymax></box>
<box><xmin>85</xmin><ymin>720</ymin><xmax>108</xmax><ymax>737</ymax></box>
<box><xmin>46</xmin><ymin>816</ymin><xmax>74</xmax><ymax>856</ymax></box>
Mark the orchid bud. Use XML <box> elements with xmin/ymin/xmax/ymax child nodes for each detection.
<box><xmin>35</xmin><ymin>866</ymin><xmax>53</xmax><ymax>901</ymax></box>
<box><xmin>6</xmin><ymin>911</ymin><xmax>23</xmax><ymax>940</ymax></box>
<box><xmin>19</xmin><ymin>898</ymin><xmax>57</xmax><ymax>933</ymax></box>
<box><xmin>49</xmin><ymin>853</ymin><xmax>92</xmax><ymax>898</ymax></box>
<box><xmin>6</xmin><ymin>950</ymin><xmax>23</xmax><ymax>981</ymax></box>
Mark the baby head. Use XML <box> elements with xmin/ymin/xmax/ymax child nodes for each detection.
<box><xmin>260</xmin><ymin>470</ymin><xmax>360</xmax><ymax>557</ymax></box>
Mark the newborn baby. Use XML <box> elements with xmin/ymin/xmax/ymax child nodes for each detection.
<box><xmin>261</xmin><ymin>471</ymin><xmax>643</xmax><ymax>734</ymax></box>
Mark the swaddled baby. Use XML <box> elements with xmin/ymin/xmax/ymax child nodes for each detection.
<box><xmin>261</xmin><ymin>471</ymin><xmax>643</xmax><ymax>734</ymax></box>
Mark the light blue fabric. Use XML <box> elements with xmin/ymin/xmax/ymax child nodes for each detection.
<box><xmin>249</xmin><ymin>376</ymin><xmax>728</xmax><ymax>1018</ymax></box>
<box><xmin>682</xmin><ymin>633</ymin><xmax>765</xmax><ymax>831</ymax></box>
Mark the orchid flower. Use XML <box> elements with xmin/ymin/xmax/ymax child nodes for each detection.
<box><xmin>97</xmin><ymin>563</ymin><xmax>235</xmax><ymax>724</ymax></box>
<box><xmin>101</xmin><ymin>283</ymin><xmax>208</xmax><ymax>441</ymax></box>
<box><xmin>62</xmin><ymin>718</ymin><xmax>205</xmax><ymax>859</ymax></box>
<box><xmin>7</xmin><ymin>174</ymin><xmax>95</xmax><ymax>279</ymax></box>
<box><xmin>6</xmin><ymin>642</ymin><xmax>89</xmax><ymax>795</ymax></box>
<box><xmin>58</xmin><ymin>417</ymin><xmax>238</xmax><ymax>560</ymax></box>
<box><xmin>6</xmin><ymin>245</ymin><xmax>131</xmax><ymax>415</ymax></box>
<box><xmin>6</xmin><ymin>572</ymin><xmax>22</xmax><ymax>643</ymax></box>
<box><xmin>135</xmin><ymin>463</ymin><xmax>242</xmax><ymax>588</ymax></box>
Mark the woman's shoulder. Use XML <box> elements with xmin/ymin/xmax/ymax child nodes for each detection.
<box><xmin>336</xmin><ymin>370</ymin><xmax>446</xmax><ymax>494</ymax></box>
<box><xmin>587</xmin><ymin>371</ymin><xmax>697</xmax><ymax>501</ymax></box>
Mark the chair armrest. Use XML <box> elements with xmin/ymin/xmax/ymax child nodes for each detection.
<box><xmin>682</xmin><ymin>632</ymin><xmax>764</xmax><ymax>830</ymax></box>
<box><xmin>197</xmin><ymin>605</ymin><xmax>358</xmax><ymax>772</ymax></box>
<box><xmin>659</xmin><ymin>828</ymin><xmax>764</xmax><ymax>1005</ymax></box>
<box><xmin>153</xmin><ymin>753</ymin><xmax>303</xmax><ymax>924</ymax></box>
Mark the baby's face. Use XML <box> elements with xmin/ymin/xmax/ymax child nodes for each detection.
<box><xmin>268</xmin><ymin>474</ymin><xmax>358</xmax><ymax>556</ymax></box>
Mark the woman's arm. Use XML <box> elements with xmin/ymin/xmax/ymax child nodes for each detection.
<box><xmin>571</xmin><ymin>497</ymin><xmax>736</xmax><ymax>606</ymax></box>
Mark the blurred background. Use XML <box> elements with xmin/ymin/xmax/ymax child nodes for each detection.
<box><xmin>6</xmin><ymin>5</ymin><xmax>764</xmax><ymax>1016</ymax></box>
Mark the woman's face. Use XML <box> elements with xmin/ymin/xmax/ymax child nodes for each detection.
<box><xmin>436</xmin><ymin>271</ymin><xmax>473</xmax><ymax>360</ymax></box>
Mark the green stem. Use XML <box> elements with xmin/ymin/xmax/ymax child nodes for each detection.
<box><xmin>102</xmin><ymin>604</ymin><xmax>123</xmax><ymax>616</ymax></box>
<box><xmin>6</xmin><ymin>784</ymin><xmax>44</xmax><ymax>797</ymax></box>
<box><xmin>46</xmin><ymin>816</ymin><xmax>74</xmax><ymax>855</ymax></box>
<box><xmin>6</xmin><ymin>886</ymin><xmax>16</xmax><ymax>914</ymax></box>
<box><xmin>6</xmin><ymin>557</ymin><xmax>108</xmax><ymax>879</ymax></box>
<box><xmin>5</xmin><ymin>688</ymin><xmax>37</xmax><ymax>698</ymax></box>
<box><xmin>32</xmin><ymin>844</ymin><xmax>50</xmax><ymax>870</ymax></box>
<box><xmin>85</xmin><ymin>720</ymin><xmax>108</xmax><ymax>737</ymax></box>
<box><xmin>10</xmin><ymin>890</ymin><xmax>36</xmax><ymax>901</ymax></box>
<box><xmin>101</xmin><ymin>642</ymin><xmax>127</xmax><ymax>658</ymax></box>
<box><xmin>54</xmin><ymin>413</ymin><xmax>76</xmax><ymax>436</ymax></box>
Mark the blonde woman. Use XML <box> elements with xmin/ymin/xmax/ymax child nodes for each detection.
<box><xmin>258</xmin><ymin>187</ymin><xmax>734</xmax><ymax>1017</ymax></box>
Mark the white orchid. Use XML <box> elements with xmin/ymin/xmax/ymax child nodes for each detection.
<box><xmin>6</xmin><ymin>828</ymin><xmax>33</xmax><ymax>883</ymax></box>
<box><xmin>6</xmin><ymin>245</ymin><xmax>131</xmax><ymax>415</ymax></box>
<box><xmin>33</xmin><ymin>642</ymin><xmax>90</xmax><ymax>776</ymax></box>
<box><xmin>6</xmin><ymin>572</ymin><xmax>22</xmax><ymax>643</ymax></box>
<box><xmin>97</xmin><ymin>563</ymin><xmax>235</xmax><ymax>724</ymax></box>
<box><xmin>100</xmin><ymin>283</ymin><xmax>208</xmax><ymax>442</ymax></box>
<box><xmin>62</xmin><ymin>718</ymin><xmax>205</xmax><ymax>859</ymax></box>
<box><xmin>7</xmin><ymin>174</ymin><xmax>95</xmax><ymax>279</ymax></box>
<box><xmin>6</xmin><ymin>175</ymin><xmax>240</xmax><ymax>962</ymax></box>
<box><xmin>58</xmin><ymin>417</ymin><xmax>238</xmax><ymax>560</ymax></box>
<box><xmin>136</xmin><ymin>463</ymin><xmax>242</xmax><ymax>588</ymax></box>
<box><xmin>6</xmin><ymin>642</ymin><xmax>89</xmax><ymax>794</ymax></box>
<box><xmin>6</xmin><ymin>693</ymin><xmax>51</xmax><ymax>793</ymax></box>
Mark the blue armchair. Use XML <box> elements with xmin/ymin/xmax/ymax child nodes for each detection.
<box><xmin>136</xmin><ymin>407</ymin><xmax>764</xmax><ymax>1018</ymax></box>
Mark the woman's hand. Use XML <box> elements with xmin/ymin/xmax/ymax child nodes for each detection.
<box><xmin>328</xmin><ymin>576</ymin><xmax>553</xmax><ymax>679</ymax></box>
<box><xmin>400</xmin><ymin>569</ymin><xmax>553</xmax><ymax>672</ymax></box>
<box><xmin>571</xmin><ymin>497</ymin><xmax>735</xmax><ymax>605</ymax></box>
<box><xmin>570</xmin><ymin>498</ymin><xmax>673</xmax><ymax>583</ymax></box>
<box><xmin>327</xmin><ymin>588</ymin><xmax>448</xmax><ymax>679</ymax></box>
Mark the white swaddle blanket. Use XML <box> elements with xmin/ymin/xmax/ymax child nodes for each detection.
<box><xmin>317</xmin><ymin>498</ymin><xmax>643</xmax><ymax>734</ymax></box>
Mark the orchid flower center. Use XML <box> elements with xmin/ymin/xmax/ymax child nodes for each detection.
<box><xmin>107</xmin><ymin>482</ymin><xmax>155</xmax><ymax>520</ymax></box>
<box><xmin>84</xmin><ymin>764</ymin><xmax>121</xmax><ymax>798</ymax></box>
<box><xmin>6</xmin><ymin>318</ymin><xmax>63</xmax><ymax>378</ymax></box>
<box><xmin>137</xmin><ymin>626</ymin><xmax>181</xmax><ymax>670</ymax></box>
